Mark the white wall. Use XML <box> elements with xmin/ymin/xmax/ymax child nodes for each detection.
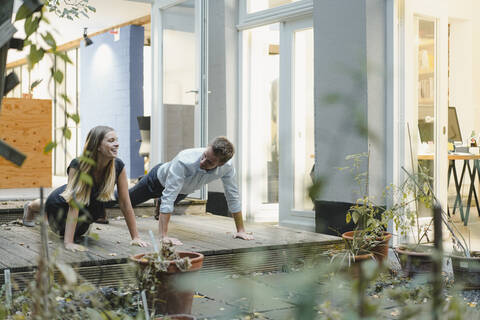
<box><xmin>471</xmin><ymin>1</ymin><xmax>480</xmax><ymax>135</ymax></box>
<box><xmin>449</xmin><ymin>19</ymin><xmax>474</xmax><ymax>141</ymax></box>
<box><xmin>314</xmin><ymin>0</ymin><xmax>371</xmax><ymax>203</ymax></box>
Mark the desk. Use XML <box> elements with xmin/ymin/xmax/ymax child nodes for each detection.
<box><xmin>418</xmin><ymin>153</ymin><xmax>480</xmax><ymax>225</ymax></box>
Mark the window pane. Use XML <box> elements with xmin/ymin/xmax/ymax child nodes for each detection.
<box><xmin>247</xmin><ymin>0</ymin><xmax>300</xmax><ymax>14</ymax></box>
<box><xmin>244</xmin><ymin>24</ymin><xmax>280</xmax><ymax>204</ymax></box>
<box><xmin>416</xmin><ymin>18</ymin><xmax>436</xmax><ymax>217</ymax></box>
<box><xmin>293</xmin><ymin>27</ymin><xmax>314</xmax><ymax>211</ymax></box>
<box><xmin>162</xmin><ymin>0</ymin><xmax>196</xmax><ymax>161</ymax></box>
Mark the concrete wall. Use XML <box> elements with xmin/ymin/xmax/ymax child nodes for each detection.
<box><xmin>80</xmin><ymin>25</ymin><xmax>144</xmax><ymax>179</ymax></box>
<box><xmin>313</xmin><ymin>0</ymin><xmax>387</xmax><ymax>204</ymax></box>
<box><xmin>207</xmin><ymin>0</ymin><xmax>239</xmax><ymax>195</ymax></box>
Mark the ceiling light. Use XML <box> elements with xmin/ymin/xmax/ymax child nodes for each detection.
<box><xmin>83</xmin><ymin>27</ymin><xmax>93</xmax><ymax>46</ymax></box>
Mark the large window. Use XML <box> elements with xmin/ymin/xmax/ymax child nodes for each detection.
<box><xmin>243</xmin><ymin>24</ymin><xmax>280</xmax><ymax>207</ymax></box>
<box><xmin>292</xmin><ymin>27</ymin><xmax>314</xmax><ymax>211</ymax></box>
<box><xmin>246</xmin><ymin>0</ymin><xmax>300</xmax><ymax>14</ymax></box>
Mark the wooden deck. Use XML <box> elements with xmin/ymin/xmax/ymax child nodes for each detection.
<box><xmin>0</xmin><ymin>213</ymin><xmax>342</xmax><ymax>289</ymax></box>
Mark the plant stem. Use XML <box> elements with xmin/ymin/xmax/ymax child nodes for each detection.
<box><xmin>432</xmin><ymin>204</ymin><xmax>443</xmax><ymax>320</ymax></box>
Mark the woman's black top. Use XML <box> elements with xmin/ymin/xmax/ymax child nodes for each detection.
<box><xmin>45</xmin><ymin>157</ymin><xmax>124</xmax><ymax>236</ymax></box>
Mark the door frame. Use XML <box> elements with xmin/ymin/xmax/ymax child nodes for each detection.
<box><xmin>400</xmin><ymin>0</ymin><xmax>449</xmax><ymax>216</ymax></box>
<box><xmin>151</xmin><ymin>0</ymin><xmax>208</xmax><ymax>199</ymax></box>
<box><xmin>237</xmin><ymin>1</ymin><xmax>314</xmax><ymax>222</ymax></box>
<box><xmin>238</xmin><ymin>13</ymin><xmax>313</xmax><ymax>224</ymax></box>
<box><xmin>278</xmin><ymin>17</ymin><xmax>314</xmax><ymax>230</ymax></box>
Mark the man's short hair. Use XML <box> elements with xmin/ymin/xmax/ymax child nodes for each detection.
<box><xmin>210</xmin><ymin>136</ymin><xmax>235</xmax><ymax>163</ymax></box>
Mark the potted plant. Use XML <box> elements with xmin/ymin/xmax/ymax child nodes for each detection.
<box><xmin>131</xmin><ymin>242</ymin><xmax>204</xmax><ymax>316</ymax></box>
<box><xmin>450</xmin><ymin>250</ymin><xmax>480</xmax><ymax>289</ymax></box>
<box><xmin>447</xmin><ymin>208</ymin><xmax>479</xmax><ymax>288</ymax></box>
<box><xmin>339</xmin><ymin>153</ymin><xmax>393</xmax><ymax>264</ymax></box>
<box><xmin>387</xmin><ymin>164</ymin><xmax>439</xmax><ymax>277</ymax></box>
<box><xmin>327</xmin><ymin>240</ymin><xmax>375</xmax><ymax>279</ymax></box>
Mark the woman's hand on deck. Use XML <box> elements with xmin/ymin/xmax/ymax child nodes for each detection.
<box><xmin>130</xmin><ymin>237</ymin><xmax>150</xmax><ymax>247</ymax></box>
<box><xmin>64</xmin><ymin>242</ymin><xmax>88</xmax><ymax>252</ymax></box>
<box><xmin>233</xmin><ymin>231</ymin><xmax>254</xmax><ymax>240</ymax></box>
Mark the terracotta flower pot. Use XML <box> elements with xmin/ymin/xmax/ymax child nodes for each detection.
<box><xmin>342</xmin><ymin>231</ymin><xmax>392</xmax><ymax>263</ymax></box>
<box><xmin>394</xmin><ymin>246</ymin><xmax>434</xmax><ymax>277</ymax></box>
<box><xmin>451</xmin><ymin>252</ymin><xmax>480</xmax><ymax>289</ymax></box>
<box><xmin>349</xmin><ymin>252</ymin><xmax>375</xmax><ymax>278</ymax></box>
<box><xmin>131</xmin><ymin>251</ymin><xmax>204</xmax><ymax>315</ymax></box>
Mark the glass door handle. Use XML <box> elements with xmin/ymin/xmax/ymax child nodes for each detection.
<box><xmin>186</xmin><ymin>89</ymin><xmax>199</xmax><ymax>94</ymax></box>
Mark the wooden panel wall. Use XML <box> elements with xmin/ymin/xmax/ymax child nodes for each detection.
<box><xmin>0</xmin><ymin>98</ymin><xmax>52</xmax><ymax>188</ymax></box>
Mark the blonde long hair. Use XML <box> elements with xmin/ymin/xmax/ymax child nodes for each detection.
<box><xmin>60</xmin><ymin>126</ymin><xmax>117</xmax><ymax>206</ymax></box>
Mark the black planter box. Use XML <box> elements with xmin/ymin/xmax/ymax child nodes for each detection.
<box><xmin>314</xmin><ymin>200</ymin><xmax>355</xmax><ymax>236</ymax></box>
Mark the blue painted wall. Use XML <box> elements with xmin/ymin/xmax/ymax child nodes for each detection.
<box><xmin>80</xmin><ymin>25</ymin><xmax>144</xmax><ymax>179</ymax></box>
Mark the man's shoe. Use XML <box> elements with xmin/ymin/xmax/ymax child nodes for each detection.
<box><xmin>95</xmin><ymin>208</ymin><xmax>109</xmax><ymax>224</ymax></box>
<box><xmin>95</xmin><ymin>217</ymin><xmax>109</xmax><ymax>224</ymax></box>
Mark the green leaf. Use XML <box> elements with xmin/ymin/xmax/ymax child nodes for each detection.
<box><xmin>323</xmin><ymin>93</ymin><xmax>341</xmax><ymax>104</ymax></box>
<box><xmin>79</xmin><ymin>172</ymin><xmax>93</xmax><ymax>186</ymax></box>
<box><xmin>346</xmin><ymin>212</ymin><xmax>351</xmax><ymax>224</ymax></box>
<box><xmin>56</xmin><ymin>51</ymin><xmax>73</xmax><ymax>64</ymax></box>
<box><xmin>15</xmin><ymin>4</ymin><xmax>32</xmax><ymax>21</ymax></box>
<box><xmin>52</xmin><ymin>69</ymin><xmax>64</xmax><ymax>83</ymax></box>
<box><xmin>63</xmin><ymin>127</ymin><xmax>72</xmax><ymax>140</ymax></box>
<box><xmin>27</xmin><ymin>45</ymin><xmax>45</xmax><ymax>70</ymax></box>
<box><xmin>42</xmin><ymin>32</ymin><xmax>57</xmax><ymax>50</ymax></box>
<box><xmin>89</xmin><ymin>232</ymin><xmax>100</xmax><ymax>241</ymax></box>
<box><xmin>87</xmin><ymin>5</ymin><xmax>96</xmax><ymax>12</ymax></box>
<box><xmin>55</xmin><ymin>262</ymin><xmax>78</xmax><ymax>285</ymax></box>
<box><xmin>25</xmin><ymin>16</ymin><xmax>40</xmax><ymax>38</ymax></box>
<box><xmin>352</xmin><ymin>211</ymin><xmax>360</xmax><ymax>224</ymax></box>
<box><xmin>79</xmin><ymin>155</ymin><xmax>95</xmax><ymax>166</ymax></box>
<box><xmin>60</xmin><ymin>94</ymin><xmax>71</xmax><ymax>104</ymax></box>
<box><xmin>85</xmin><ymin>308</ymin><xmax>103</xmax><ymax>320</ymax></box>
<box><xmin>30</xmin><ymin>79</ymin><xmax>43</xmax><ymax>92</ymax></box>
<box><xmin>43</xmin><ymin>141</ymin><xmax>57</xmax><ymax>154</ymax></box>
<box><xmin>69</xmin><ymin>113</ymin><xmax>80</xmax><ymax>124</ymax></box>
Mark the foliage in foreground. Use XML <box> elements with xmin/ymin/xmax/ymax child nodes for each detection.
<box><xmin>1</xmin><ymin>252</ymin><xmax>480</xmax><ymax>319</ymax></box>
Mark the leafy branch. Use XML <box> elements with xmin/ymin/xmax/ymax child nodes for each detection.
<box><xmin>45</xmin><ymin>0</ymin><xmax>96</xmax><ymax>20</ymax></box>
<box><xmin>15</xmin><ymin>4</ymin><xmax>81</xmax><ymax>154</ymax></box>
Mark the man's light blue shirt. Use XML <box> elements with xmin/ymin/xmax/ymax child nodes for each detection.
<box><xmin>157</xmin><ymin>148</ymin><xmax>241</xmax><ymax>214</ymax></box>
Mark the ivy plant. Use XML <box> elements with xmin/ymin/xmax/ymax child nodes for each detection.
<box><xmin>45</xmin><ymin>0</ymin><xmax>96</xmax><ymax>20</ymax></box>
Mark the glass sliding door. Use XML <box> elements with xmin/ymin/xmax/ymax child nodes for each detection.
<box><xmin>415</xmin><ymin>17</ymin><xmax>437</xmax><ymax>219</ymax></box>
<box><xmin>158</xmin><ymin>0</ymin><xmax>207</xmax><ymax>199</ymax></box>
<box><xmin>292</xmin><ymin>27</ymin><xmax>314</xmax><ymax>212</ymax></box>
<box><xmin>162</xmin><ymin>0</ymin><xmax>198</xmax><ymax>161</ymax></box>
<box><xmin>242</xmin><ymin>23</ymin><xmax>280</xmax><ymax>221</ymax></box>
<box><xmin>278</xmin><ymin>17</ymin><xmax>314</xmax><ymax>229</ymax></box>
<box><xmin>400</xmin><ymin>0</ymin><xmax>449</xmax><ymax>243</ymax></box>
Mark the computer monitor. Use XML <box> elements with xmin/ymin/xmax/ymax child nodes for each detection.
<box><xmin>418</xmin><ymin>119</ymin><xmax>434</xmax><ymax>143</ymax></box>
<box><xmin>448</xmin><ymin>106</ymin><xmax>462</xmax><ymax>143</ymax></box>
<box><xmin>418</xmin><ymin>107</ymin><xmax>463</xmax><ymax>144</ymax></box>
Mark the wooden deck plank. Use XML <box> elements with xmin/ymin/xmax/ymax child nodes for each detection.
<box><xmin>0</xmin><ymin>214</ymin><xmax>340</xmax><ymax>272</ymax></box>
<box><xmin>170</xmin><ymin>215</ymin><xmax>338</xmax><ymax>245</ymax></box>
<box><xmin>0</xmin><ymin>232</ymin><xmax>41</xmax><ymax>268</ymax></box>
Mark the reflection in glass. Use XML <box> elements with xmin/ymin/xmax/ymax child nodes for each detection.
<box><xmin>162</xmin><ymin>0</ymin><xmax>196</xmax><ymax>160</ymax></box>
<box><xmin>244</xmin><ymin>24</ymin><xmax>279</xmax><ymax>204</ymax></box>
<box><xmin>416</xmin><ymin>18</ymin><xmax>436</xmax><ymax>216</ymax></box>
<box><xmin>293</xmin><ymin>28</ymin><xmax>314</xmax><ymax>211</ymax></box>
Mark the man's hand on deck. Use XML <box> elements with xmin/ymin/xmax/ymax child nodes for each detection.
<box><xmin>233</xmin><ymin>231</ymin><xmax>254</xmax><ymax>240</ymax></box>
<box><xmin>64</xmin><ymin>243</ymin><xmax>88</xmax><ymax>252</ymax></box>
<box><xmin>130</xmin><ymin>237</ymin><xmax>150</xmax><ymax>247</ymax></box>
<box><xmin>162</xmin><ymin>236</ymin><xmax>183</xmax><ymax>246</ymax></box>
